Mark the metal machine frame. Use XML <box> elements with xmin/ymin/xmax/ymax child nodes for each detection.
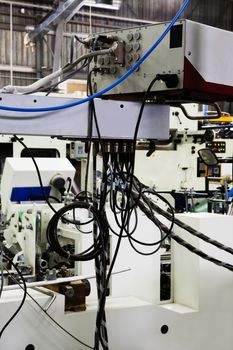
<box><xmin>0</xmin><ymin>94</ymin><xmax>169</xmax><ymax>140</ymax></box>
<box><xmin>1</xmin><ymin>14</ymin><xmax>233</xmax><ymax>350</ymax></box>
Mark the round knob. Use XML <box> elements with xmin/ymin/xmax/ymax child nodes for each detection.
<box><xmin>50</xmin><ymin>174</ymin><xmax>65</xmax><ymax>190</ymax></box>
<box><xmin>127</xmin><ymin>33</ymin><xmax>133</xmax><ymax>41</ymax></box>
<box><xmin>126</xmin><ymin>54</ymin><xmax>133</xmax><ymax>63</ymax></box>
<box><xmin>126</xmin><ymin>43</ymin><xmax>133</xmax><ymax>52</ymax></box>
<box><xmin>98</xmin><ymin>57</ymin><xmax>104</xmax><ymax>65</ymax></box>
<box><xmin>133</xmin><ymin>43</ymin><xmax>140</xmax><ymax>51</ymax></box>
<box><xmin>133</xmin><ymin>53</ymin><xmax>140</xmax><ymax>61</ymax></box>
<box><xmin>134</xmin><ymin>32</ymin><xmax>141</xmax><ymax>41</ymax></box>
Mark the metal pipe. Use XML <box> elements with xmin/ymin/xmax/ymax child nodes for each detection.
<box><xmin>89</xmin><ymin>5</ymin><xmax>92</xmax><ymax>35</ymax></box>
<box><xmin>3</xmin><ymin>268</ymin><xmax>130</xmax><ymax>291</ymax></box>
<box><xmin>9</xmin><ymin>2</ymin><xmax>13</xmax><ymax>85</ymax></box>
<box><xmin>3</xmin><ymin>274</ymin><xmax>96</xmax><ymax>291</ymax></box>
<box><xmin>78</xmin><ymin>10</ymin><xmax>158</xmax><ymax>24</ymax></box>
<box><xmin>1</xmin><ymin>68</ymin><xmax>63</xmax><ymax>93</ymax></box>
<box><xmin>32</xmin><ymin>286</ymin><xmax>56</xmax><ymax>311</ymax></box>
<box><xmin>0</xmin><ymin>64</ymin><xmax>36</xmax><ymax>73</ymax></box>
<box><xmin>0</xmin><ymin>0</ymin><xmax>52</xmax><ymax>10</ymax></box>
<box><xmin>63</xmin><ymin>42</ymin><xmax>118</xmax><ymax>72</ymax></box>
<box><xmin>1</xmin><ymin>43</ymin><xmax>118</xmax><ymax>93</ymax></box>
<box><xmin>0</xmin><ymin>1</ymin><xmax>157</xmax><ymax>25</ymax></box>
<box><xmin>0</xmin><ymin>74</ymin><xmax>37</xmax><ymax>81</ymax></box>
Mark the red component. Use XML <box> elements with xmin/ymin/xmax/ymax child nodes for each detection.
<box><xmin>183</xmin><ymin>57</ymin><xmax>233</xmax><ymax>102</ymax></box>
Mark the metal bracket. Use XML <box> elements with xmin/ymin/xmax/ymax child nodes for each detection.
<box><xmin>171</xmin><ymin>102</ymin><xmax>222</xmax><ymax>120</ymax></box>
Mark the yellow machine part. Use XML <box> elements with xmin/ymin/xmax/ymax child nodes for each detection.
<box><xmin>208</xmin><ymin>115</ymin><xmax>233</xmax><ymax>123</ymax></box>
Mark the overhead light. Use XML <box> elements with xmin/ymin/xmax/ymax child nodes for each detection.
<box><xmin>85</xmin><ymin>0</ymin><xmax>122</xmax><ymax>10</ymax></box>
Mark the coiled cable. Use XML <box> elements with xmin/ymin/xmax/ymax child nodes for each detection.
<box><xmin>46</xmin><ymin>201</ymin><xmax>109</xmax><ymax>261</ymax></box>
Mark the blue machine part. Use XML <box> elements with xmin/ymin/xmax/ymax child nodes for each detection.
<box><xmin>10</xmin><ymin>186</ymin><xmax>51</xmax><ymax>202</ymax></box>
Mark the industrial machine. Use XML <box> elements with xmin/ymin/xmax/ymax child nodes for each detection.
<box><xmin>89</xmin><ymin>20</ymin><xmax>233</xmax><ymax>103</ymax></box>
<box><xmin>1</xmin><ymin>2</ymin><xmax>233</xmax><ymax>349</ymax></box>
<box><xmin>1</xmin><ymin>158</ymin><xmax>78</xmax><ymax>277</ymax></box>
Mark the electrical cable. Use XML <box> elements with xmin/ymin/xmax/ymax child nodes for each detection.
<box><xmin>12</xmin><ymin>135</ymin><xmax>88</xmax><ymax>226</ymax></box>
<box><xmin>83</xmin><ymin>93</ymin><xmax>94</xmax><ymax>202</ymax></box>
<box><xmin>127</xmin><ymin>234</ymin><xmax>162</xmax><ymax>256</ymax></box>
<box><xmin>87</xmin><ymin>76</ymin><xmax>111</xmax><ymax>350</ymax></box>
<box><xmin>13</xmin><ymin>81</ymin><xmax>109</xmax><ymax>350</ymax></box>
<box><xmin>72</xmin><ymin>208</ymin><xmax>93</xmax><ymax>234</ymax></box>
<box><xmin>0</xmin><ymin>0</ymin><xmax>191</xmax><ymax>113</ymax></box>
<box><xmin>138</xmin><ymin>193</ymin><xmax>233</xmax><ymax>273</ymax></box>
<box><xmin>140</xmin><ymin>186</ymin><xmax>233</xmax><ymax>259</ymax></box>
<box><xmin>66</xmin><ymin>177</ymin><xmax>72</xmax><ymax>193</ymax></box>
<box><xmin>106</xmin><ymin>75</ymin><xmax>169</xmax><ymax>258</ymax></box>
<box><xmin>87</xmin><ymin>69</ymin><xmax>107</xmax><ymax>164</ymax></box>
<box><xmin>126</xmin><ymin>194</ymin><xmax>170</xmax><ymax>254</ymax></box>
<box><xmin>1</xmin><ymin>3</ymin><xmax>191</xmax><ymax>346</ymax></box>
<box><xmin>142</xmin><ymin>188</ymin><xmax>175</xmax><ymax>233</ymax></box>
<box><xmin>92</xmin><ymin>147</ymin><xmax>109</xmax><ymax>350</ymax></box>
<box><xmin>144</xmin><ymin>190</ymin><xmax>233</xmax><ymax>257</ymax></box>
<box><xmin>13</xmin><ymin>135</ymin><xmax>61</xmax><ymax>215</ymax></box>
<box><xmin>0</xmin><ymin>254</ymin><xmax>27</xmax><ymax>339</ymax></box>
<box><xmin>75</xmin><ymin>191</ymin><xmax>93</xmax><ymax>202</ymax></box>
<box><xmin>81</xmin><ymin>65</ymin><xmax>104</xmax><ymax>206</ymax></box>
<box><xmin>2</xmin><ymin>45</ymin><xmax>117</xmax><ymax>96</ymax></box>
<box><xmin>95</xmin><ymin>162</ymin><xmax>134</xmax><ymax>349</ymax></box>
<box><xmin>69</xmin><ymin>34</ymin><xmax>87</xmax><ymax>64</ymax></box>
<box><xmin>3</xmin><ymin>266</ymin><xmax>93</xmax><ymax>350</ymax></box>
<box><xmin>87</xmin><ymin>69</ymin><xmax>112</xmax><ymax>349</ymax></box>
<box><xmin>46</xmin><ymin>201</ymin><xmax>108</xmax><ymax>262</ymax></box>
<box><xmin>170</xmin><ymin>232</ymin><xmax>233</xmax><ymax>273</ymax></box>
<box><xmin>0</xmin><ymin>247</ymin><xmax>3</xmax><ymax>299</ymax></box>
<box><xmin>45</xmin><ymin>58</ymin><xmax>90</xmax><ymax>96</ymax></box>
<box><xmin>132</xmin><ymin>190</ymin><xmax>174</xmax><ymax>243</ymax></box>
<box><xmin>130</xmin><ymin>76</ymin><xmax>161</xmax><ymax>186</ymax></box>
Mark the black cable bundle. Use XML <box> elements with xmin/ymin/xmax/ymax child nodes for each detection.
<box><xmin>46</xmin><ymin>201</ymin><xmax>109</xmax><ymax>262</ymax></box>
<box><xmin>133</xmin><ymin>185</ymin><xmax>233</xmax><ymax>273</ymax></box>
<box><xmin>12</xmin><ymin>70</ymin><xmax>233</xmax><ymax>350</ymax></box>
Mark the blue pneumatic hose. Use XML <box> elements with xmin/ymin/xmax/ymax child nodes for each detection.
<box><xmin>0</xmin><ymin>0</ymin><xmax>191</xmax><ymax>113</ymax></box>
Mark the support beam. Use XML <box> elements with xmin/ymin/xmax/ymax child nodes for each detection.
<box><xmin>0</xmin><ymin>94</ymin><xmax>169</xmax><ymax>140</ymax></box>
<box><xmin>27</xmin><ymin>0</ymin><xmax>122</xmax><ymax>44</ymax></box>
<box><xmin>52</xmin><ymin>20</ymin><xmax>65</xmax><ymax>78</ymax></box>
<box><xmin>0</xmin><ymin>65</ymin><xmax>36</xmax><ymax>73</ymax></box>
<box><xmin>0</xmin><ymin>0</ymin><xmax>52</xmax><ymax>10</ymax></box>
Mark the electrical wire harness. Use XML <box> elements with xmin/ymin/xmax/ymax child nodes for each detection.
<box><xmin>1</xmin><ymin>2</ymin><xmax>212</xmax><ymax>349</ymax></box>
<box><xmin>0</xmin><ymin>0</ymin><xmax>191</xmax><ymax>112</ymax></box>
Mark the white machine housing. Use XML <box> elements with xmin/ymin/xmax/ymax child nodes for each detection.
<box><xmin>1</xmin><ymin>157</ymin><xmax>75</xmax><ymax>213</ymax></box>
<box><xmin>1</xmin><ymin>213</ymin><xmax>233</xmax><ymax>350</ymax></box>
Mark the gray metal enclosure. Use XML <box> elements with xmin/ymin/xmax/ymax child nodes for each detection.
<box><xmin>0</xmin><ymin>0</ymin><xmax>232</xmax><ymax>88</ymax></box>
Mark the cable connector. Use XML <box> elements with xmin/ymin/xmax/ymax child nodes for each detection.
<box><xmin>156</xmin><ymin>74</ymin><xmax>179</xmax><ymax>88</ymax></box>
